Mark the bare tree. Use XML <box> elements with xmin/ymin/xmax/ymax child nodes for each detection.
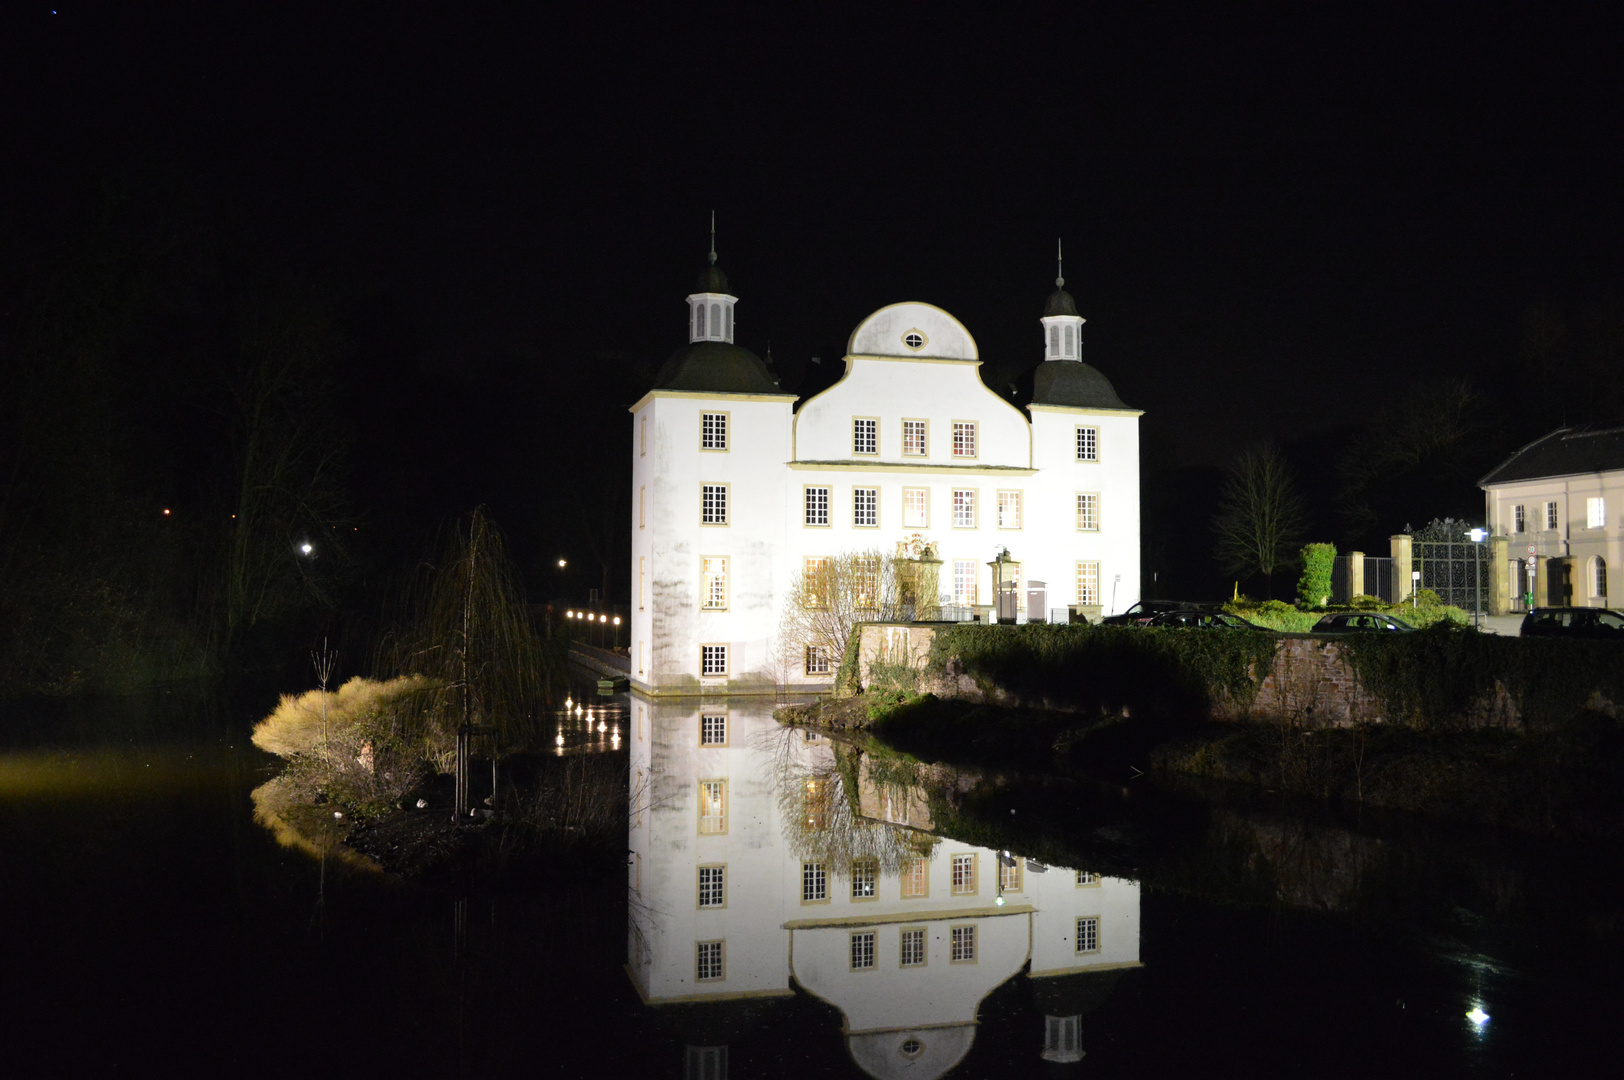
<box><xmin>775</xmin><ymin>546</ymin><xmax>937</xmax><ymax>682</ymax></box>
<box><xmin>1213</xmin><ymin>441</ymin><xmax>1307</xmax><ymax>594</ymax></box>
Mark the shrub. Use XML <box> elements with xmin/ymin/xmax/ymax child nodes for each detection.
<box><xmin>1296</xmin><ymin>543</ymin><xmax>1336</xmax><ymax>608</ymax></box>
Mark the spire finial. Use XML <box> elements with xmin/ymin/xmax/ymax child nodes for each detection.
<box><xmin>708</xmin><ymin>211</ymin><xmax>717</xmax><ymax>266</ymax></box>
<box><xmin>1056</xmin><ymin>237</ymin><xmax>1064</xmax><ymax>288</ymax></box>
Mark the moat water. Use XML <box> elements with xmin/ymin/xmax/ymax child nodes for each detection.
<box><xmin>2</xmin><ymin>681</ymin><xmax>1621</xmax><ymax>1077</ymax></box>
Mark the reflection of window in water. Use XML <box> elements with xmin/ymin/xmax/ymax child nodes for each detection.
<box><xmin>802</xmin><ymin>861</ymin><xmax>828</xmax><ymax>903</ymax></box>
<box><xmin>951</xmin><ymin>853</ymin><xmax>977</xmax><ymax>895</ymax></box>
<box><xmin>900</xmin><ymin>1036</ymin><xmax>924</xmax><ymax>1060</ymax></box>
<box><xmin>999</xmin><ymin>856</ymin><xmax>1023</xmax><ymax>894</ymax></box>
<box><xmin>1043</xmin><ymin>1015</ymin><xmax>1082</xmax><ymax>1063</ymax></box>
<box><xmin>901</xmin><ymin>857</ymin><xmax>930</xmax><ymax>898</ymax></box>
<box><xmin>698</xmin><ymin>865</ymin><xmax>725</xmax><ymax>908</ymax></box>
<box><xmin>1075</xmin><ymin>870</ymin><xmax>1100</xmax><ymax>887</ymax></box>
<box><xmin>850</xmin><ymin>931</ymin><xmax>876</xmax><ymax>970</ymax></box>
<box><xmin>700</xmin><ymin>713</ymin><xmax>727</xmax><ymax>746</ymax></box>
<box><xmin>950</xmin><ymin>924</ymin><xmax>976</xmax><ymax>962</ymax></box>
<box><xmin>1075</xmin><ymin>915</ymin><xmax>1100</xmax><ymax>954</ymax></box>
<box><xmin>685</xmin><ymin>1045</ymin><xmax>727</xmax><ymax>1080</ymax></box>
<box><xmin>698</xmin><ymin>780</ymin><xmax>727</xmax><ymax>834</ymax></box>
<box><xmin>803</xmin><ymin>778</ymin><xmax>829</xmax><ymax>830</ymax></box>
<box><xmin>899</xmin><ymin>927</ymin><xmax>926</xmax><ymax>967</ymax></box>
<box><xmin>850</xmin><ymin>858</ymin><xmax>877</xmax><ymax>899</ymax></box>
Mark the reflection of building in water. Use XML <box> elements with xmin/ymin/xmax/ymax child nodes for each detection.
<box><xmin>627</xmin><ymin>694</ymin><xmax>1140</xmax><ymax>1078</ymax></box>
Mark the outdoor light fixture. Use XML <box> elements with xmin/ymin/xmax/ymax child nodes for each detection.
<box><xmin>1467</xmin><ymin>1005</ymin><xmax>1490</xmax><ymax>1028</ymax></box>
<box><xmin>558</xmin><ymin>558</ymin><xmax>567</xmax><ymax>568</ymax></box>
<box><xmin>565</xmin><ymin>696</ymin><xmax>572</xmax><ymax>707</ymax></box>
<box><xmin>555</xmin><ymin>732</ymin><xmax>564</xmax><ymax>746</ymax></box>
<box><xmin>300</xmin><ymin>543</ymin><xmax>313</xmax><ymax>555</ymax></box>
<box><xmin>613</xmin><ymin>616</ymin><xmax>621</xmax><ymax>625</ymax></box>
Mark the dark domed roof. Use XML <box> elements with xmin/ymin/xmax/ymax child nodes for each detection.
<box><xmin>653</xmin><ymin>340</ymin><xmax>789</xmax><ymax>395</ymax></box>
<box><xmin>1044</xmin><ymin>286</ymin><xmax>1079</xmax><ymax>317</ymax></box>
<box><xmin>695</xmin><ymin>263</ymin><xmax>731</xmax><ymax>294</ymax></box>
<box><xmin>1031</xmin><ymin>359</ymin><xmax>1133</xmax><ymax>410</ymax></box>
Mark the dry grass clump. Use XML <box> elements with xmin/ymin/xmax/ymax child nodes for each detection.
<box><xmin>252</xmin><ymin>675</ymin><xmax>432</xmax><ymax>757</ymax></box>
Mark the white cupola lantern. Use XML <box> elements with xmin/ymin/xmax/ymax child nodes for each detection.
<box><xmin>1040</xmin><ymin>238</ymin><xmax>1084</xmax><ymax>361</ymax></box>
<box><xmin>687</xmin><ymin>213</ymin><xmax>738</xmax><ymax>344</ymax></box>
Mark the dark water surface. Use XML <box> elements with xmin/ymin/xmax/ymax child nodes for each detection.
<box><xmin>3</xmin><ymin>686</ymin><xmax>1622</xmax><ymax>1078</ymax></box>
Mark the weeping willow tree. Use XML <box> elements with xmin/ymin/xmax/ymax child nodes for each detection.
<box><xmin>375</xmin><ymin>508</ymin><xmax>562</xmax><ymax>767</ymax></box>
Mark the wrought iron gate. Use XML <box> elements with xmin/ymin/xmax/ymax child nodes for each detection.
<box><xmin>1409</xmin><ymin>518</ymin><xmax>1489</xmax><ymax>612</ymax></box>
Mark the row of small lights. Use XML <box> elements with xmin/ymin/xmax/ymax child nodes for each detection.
<box><xmin>556</xmin><ymin>695</ymin><xmax>620</xmax><ymax>750</ymax></box>
<box><xmin>565</xmin><ymin>610</ymin><xmax>621</xmax><ymax>627</ymax></box>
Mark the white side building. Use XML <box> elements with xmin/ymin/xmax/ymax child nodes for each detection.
<box><xmin>630</xmin><ymin>249</ymin><xmax>1142</xmax><ymax>695</ymax></box>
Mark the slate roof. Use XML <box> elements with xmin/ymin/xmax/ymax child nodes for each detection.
<box><xmin>694</xmin><ymin>264</ymin><xmax>731</xmax><ymax>294</ymax></box>
<box><xmin>1043</xmin><ymin>286</ymin><xmax>1079</xmax><ymax>317</ymax></box>
<box><xmin>1030</xmin><ymin>359</ymin><xmax>1135</xmax><ymax>411</ymax></box>
<box><xmin>1479</xmin><ymin>422</ymin><xmax>1624</xmax><ymax>486</ymax></box>
<box><xmin>652</xmin><ymin>340</ymin><xmax>791</xmax><ymax>395</ymax></box>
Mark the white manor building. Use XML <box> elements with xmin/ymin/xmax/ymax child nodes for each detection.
<box><xmin>629</xmin><ymin>247</ymin><xmax>1143</xmax><ymax>695</ymax></box>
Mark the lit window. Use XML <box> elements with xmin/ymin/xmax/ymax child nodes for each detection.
<box><xmin>1546</xmin><ymin>501</ymin><xmax>1560</xmax><ymax>530</ymax></box>
<box><xmin>701</xmin><ymin>556</ymin><xmax>727</xmax><ymax>610</ymax></box>
<box><xmin>999</xmin><ymin>856</ymin><xmax>1023</xmax><ymax>894</ymax></box>
<box><xmin>952</xmin><ymin>422</ymin><xmax>977</xmax><ymax>458</ymax></box>
<box><xmin>698</xmin><ymin>780</ymin><xmax>727</xmax><ymax>833</ymax></box>
<box><xmin>1593</xmin><ymin>556</ymin><xmax>1608</xmax><ymax>599</ymax></box>
<box><xmin>953</xmin><ymin>560</ymin><xmax>978</xmax><ymax>606</ymax></box>
<box><xmin>802</xmin><ymin>861</ymin><xmax>828</xmax><ymax>903</ymax></box>
<box><xmin>1075</xmin><ymin>870</ymin><xmax>1100</xmax><ymax>887</ymax></box>
<box><xmin>901</xmin><ymin>857</ymin><xmax>929</xmax><ymax>898</ymax></box>
<box><xmin>1513</xmin><ymin>505</ymin><xmax>1525</xmax><ymax>533</ymax></box>
<box><xmin>853</xmin><ymin>418</ymin><xmax>878</xmax><ymax>455</ymax></box>
<box><xmin>850</xmin><ymin>931</ymin><xmax>876</xmax><ymax>971</ymax></box>
<box><xmin>804</xmin><ymin>486</ymin><xmax>830</xmax><ymax>526</ymax></box>
<box><xmin>998</xmin><ymin>490</ymin><xmax>1022</xmax><ymax>529</ymax></box>
<box><xmin>1588</xmin><ymin>497</ymin><xmax>1607</xmax><ymax>529</ymax></box>
<box><xmin>854</xmin><ymin>486</ymin><xmax>878</xmax><ymax>527</ymax></box>
<box><xmin>903</xmin><ymin>487</ymin><xmax>929</xmax><ymax>528</ymax></box>
<box><xmin>805</xmin><ymin>645</ymin><xmax>832</xmax><ymax>675</ymax></box>
<box><xmin>903</xmin><ymin>419</ymin><xmax>928</xmax><ymax>456</ymax></box>
<box><xmin>701</xmin><ymin>484</ymin><xmax>728</xmax><ymax>525</ymax></box>
<box><xmin>952</xmin><ymin>489</ymin><xmax>976</xmax><ymax>528</ymax></box>
<box><xmin>803</xmin><ymin>557</ymin><xmax>829</xmax><ymax>609</ymax></box>
<box><xmin>701</xmin><ymin>412</ymin><xmax>727</xmax><ymax>451</ymax></box>
<box><xmin>698</xmin><ymin>865</ymin><xmax>726</xmax><ymax>908</ymax></box>
<box><xmin>1075</xmin><ymin>915</ymin><xmax>1100</xmax><ymax>954</ymax></box>
<box><xmin>951</xmin><ymin>853</ymin><xmax>977</xmax><ymax>895</ymax></box>
<box><xmin>700</xmin><ymin>645</ymin><xmax>727</xmax><ymax>677</ymax></box>
<box><xmin>1076</xmin><ymin>493</ymin><xmax>1099</xmax><ymax>531</ymax></box>
<box><xmin>695</xmin><ymin>939</ymin><xmax>724</xmax><ymax>981</ymax></box>
<box><xmin>854</xmin><ymin>556</ymin><xmax>880</xmax><ymax>609</ymax></box>
<box><xmin>1076</xmin><ymin>426</ymin><xmax>1098</xmax><ymax>461</ymax></box>
<box><xmin>1076</xmin><ymin>562</ymin><xmax>1099</xmax><ymax>606</ymax></box>
<box><xmin>851</xmin><ymin>859</ymin><xmax>877</xmax><ymax>899</ymax></box>
<box><xmin>700</xmin><ymin>713</ymin><xmax>727</xmax><ymax>746</ymax></box>
<box><xmin>900</xmin><ymin>927</ymin><xmax>926</xmax><ymax>967</ymax></box>
<box><xmin>950</xmin><ymin>925</ymin><xmax>976</xmax><ymax>962</ymax></box>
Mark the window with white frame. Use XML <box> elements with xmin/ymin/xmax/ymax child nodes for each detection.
<box><xmin>805</xmin><ymin>645</ymin><xmax>832</xmax><ymax>675</ymax></box>
<box><xmin>698</xmin><ymin>779</ymin><xmax>727</xmax><ymax>834</ymax></box>
<box><xmin>855</xmin><ymin>556</ymin><xmax>881</xmax><ymax>609</ymax></box>
<box><xmin>953</xmin><ymin>559</ymin><xmax>978</xmax><ymax>606</ymax></box>
<box><xmin>802</xmin><ymin>861</ymin><xmax>828</xmax><ymax>903</ymax></box>
<box><xmin>1593</xmin><ymin>556</ymin><xmax>1608</xmax><ymax>599</ymax></box>
<box><xmin>999</xmin><ymin>856</ymin><xmax>1022</xmax><ymax>893</ymax></box>
<box><xmin>803</xmin><ymin>557</ymin><xmax>829</xmax><ymax>608</ymax></box>
<box><xmin>695</xmin><ymin>940</ymin><xmax>725</xmax><ymax>981</ymax></box>
<box><xmin>854</xmin><ymin>486</ymin><xmax>878</xmax><ymax>527</ymax></box>
<box><xmin>1076</xmin><ymin>562</ymin><xmax>1100</xmax><ymax>606</ymax></box>
<box><xmin>952</xmin><ymin>489</ymin><xmax>977</xmax><ymax>528</ymax></box>
<box><xmin>903</xmin><ymin>487</ymin><xmax>929</xmax><ymax>528</ymax></box>
<box><xmin>900</xmin><ymin>927</ymin><xmax>927</xmax><ymax>967</ymax></box>
<box><xmin>1588</xmin><ymin>497</ymin><xmax>1607</xmax><ymax>529</ymax></box>
<box><xmin>1076</xmin><ymin>426</ymin><xmax>1098</xmax><ymax>461</ymax></box>
<box><xmin>695</xmin><ymin>304</ymin><xmax>706</xmax><ymax>338</ymax></box>
<box><xmin>1075</xmin><ymin>915</ymin><xmax>1100</xmax><ymax>954</ymax></box>
<box><xmin>701</xmin><ymin>556</ymin><xmax>727</xmax><ymax>610</ymax></box>
<box><xmin>952</xmin><ymin>421</ymin><xmax>977</xmax><ymax>458</ymax></box>
<box><xmin>804</xmin><ymin>486</ymin><xmax>830</xmax><ymax>526</ymax></box>
<box><xmin>1513</xmin><ymin>504</ymin><xmax>1526</xmax><ymax>533</ymax></box>
<box><xmin>901</xmin><ymin>857</ymin><xmax>929</xmax><ymax>898</ymax></box>
<box><xmin>1546</xmin><ymin>501</ymin><xmax>1560</xmax><ymax>530</ymax></box>
<box><xmin>997</xmin><ymin>490</ymin><xmax>1022</xmax><ymax>529</ymax></box>
<box><xmin>950</xmin><ymin>924</ymin><xmax>976</xmax><ymax>962</ymax></box>
<box><xmin>698</xmin><ymin>865</ymin><xmax>726</xmax><ymax>908</ymax></box>
<box><xmin>700</xmin><ymin>644</ymin><xmax>727</xmax><ymax>677</ymax></box>
<box><xmin>1075</xmin><ymin>493</ymin><xmax>1099</xmax><ymax>531</ymax></box>
<box><xmin>903</xmin><ymin>419</ymin><xmax>928</xmax><ymax>456</ymax></box>
<box><xmin>1075</xmin><ymin>870</ymin><xmax>1100</xmax><ymax>887</ymax></box>
<box><xmin>701</xmin><ymin>484</ymin><xmax>728</xmax><ymax>525</ymax></box>
<box><xmin>701</xmin><ymin>412</ymin><xmax>727</xmax><ymax>451</ymax></box>
<box><xmin>851</xmin><ymin>858</ymin><xmax>877</xmax><ymax>899</ymax></box>
<box><xmin>850</xmin><ymin>931</ymin><xmax>876</xmax><ymax>970</ymax></box>
<box><xmin>853</xmin><ymin>417</ymin><xmax>878</xmax><ymax>455</ymax></box>
<box><xmin>700</xmin><ymin>713</ymin><xmax>727</xmax><ymax>746</ymax></box>
<box><xmin>951</xmin><ymin>853</ymin><xmax>977</xmax><ymax>895</ymax></box>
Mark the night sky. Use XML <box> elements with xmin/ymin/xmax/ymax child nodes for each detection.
<box><xmin>7</xmin><ymin>4</ymin><xmax>1624</xmax><ymax>605</ymax></box>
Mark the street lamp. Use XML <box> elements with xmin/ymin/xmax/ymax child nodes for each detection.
<box><xmin>612</xmin><ymin>615</ymin><xmax>622</xmax><ymax>650</ymax></box>
<box><xmin>1466</xmin><ymin>528</ymin><xmax>1487</xmax><ymax>627</ymax></box>
<box><xmin>557</xmin><ymin>558</ymin><xmax>567</xmax><ymax>569</ymax></box>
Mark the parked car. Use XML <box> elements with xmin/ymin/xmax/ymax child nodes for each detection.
<box><xmin>1519</xmin><ymin>607</ymin><xmax>1624</xmax><ymax>640</ymax></box>
<box><xmin>1099</xmin><ymin>599</ymin><xmax>1218</xmax><ymax>626</ymax></box>
<box><xmin>1311</xmin><ymin>612</ymin><xmax>1416</xmax><ymax>634</ymax></box>
<box><xmin>1145</xmin><ymin>610</ymin><xmax>1268</xmax><ymax>630</ymax></box>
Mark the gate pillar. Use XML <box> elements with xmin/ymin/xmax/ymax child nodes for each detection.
<box><xmin>1389</xmin><ymin>534</ymin><xmax>1413</xmax><ymax>603</ymax></box>
<box><xmin>1488</xmin><ymin>535</ymin><xmax>1511</xmax><ymax>615</ymax></box>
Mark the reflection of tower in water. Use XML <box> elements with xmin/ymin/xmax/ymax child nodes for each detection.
<box><xmin>626</xmin><ymin>694</ymin><xmax>1142</xmax><ymax>1077</ymax></box>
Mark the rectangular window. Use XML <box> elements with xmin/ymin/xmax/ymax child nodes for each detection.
<box><xmin>1513</xmin><ymin>504</ymin><xmax>1526</xmax><ymax>533</ymax></box>
<box><xmin>903</xmin><ymin>419</ymin><xmax>928</xmax><ymax>456</ymax></box>
<box><xmin>701</xmin><ymin>556</ymin><xmax>728</xmax><ymax>610</ymax></box>
<box><xmin>1075</xmin><ymin>915</ymin><xmax>1100</xmax><ymax>954</ymax></box>
<box><xmin>952</xmin><ymin>421</ymin><xmax>977</xmax><ymax>458</ymax></box>
<box><xmin>804</xmin><ymin>485</ymin><xmax>830</xmax><ymax>527</ymax></box>
<box><xmin>850</xmin><ymin>931</ymin><xmax>876</xmax><ymax>971</ymax></box>
<box><xmin>698</xmin><ymin>865</ymin><xmax>726</xmax><ymax>908</ymax></box>
<box><xmin>1076</xmin><ymin>426</ymin><xmax>1098</xmax><ymax>462</ymax></box>
<box><xmin>701</xmin><ymin>411</ymin><xmax>728</xmax><ymax>451</ymax></box>
<box><xmin>639</xmin><ymin>486</ymin><xmax>646</xmax><ymax>529</ymax></box>
<box><xmin>700</xmin><ymin>713</ymin><xmax>727</xmax><ymax>746</ymax></box>
<box><xmin>700</xmin><ymin>644</ymin><xmax>728</xmax><ymax>677</ymax></box>
<box><xmin>901</xmin><ymin>857</ymin><xmax>930</xmax><ymax>899</ymax></box>
<box><xmin>695</xmin><ymin>940</ymin><xmax>725</xmax><ymax>981</ymax></box>
<box><xmin>638</xmin><ymin>556</ymin><xmax>646</xmax><ymax>610</ymax></box>
<box><xmin>1546</xmin><ymin>501</ymin><xmax>1560</xmax><ymax>530</ymax></box>
<box><xmin>805</xmin><ymin>645</ymin><xmax>832</xmax><ymax>675</ymax></box>
<box><xmin>637</xmin><ymin>641</ymin><xmax>645</xmax><ymax>676</ymax></box>
<box><xmin>853</xmin><ymin>417</ymin><xmax>878</xmax><ymax>455</ymax></box>
<box><xmin>952</xmin><ymin>488</ymin><xmax>977</xmax><ymax>528</ymax></box>
<box><xmin>899</xmin><ymin>927</ymin><xmax>927</xmax><ymax>967</ymax></box>
<box><xmin>950</xmin><ymin>925</ymin><xmax>976</xmax><ymax>963</ymax></box>
<box><xmin>1076</xmin><ymin>562</ymin><xmax>1100</xmax><ymax>606</ymax></box>
<box><xmin>997</xmin><ymin>489</ymin><xmax>1022</xmax><ymax>529</ymax></box>
<box><xmin>1588</xmin><ymin>496</ymin><xmax>1607</xmax><ymax>529</ymax></box>
<box><xmin>701</xmin><ymin>484</ymin><xmax>728</xmax><ymax>525</ymax></box>
<box><xmin>854</xmin><ymin>486</ymin><xmax>878</xmax><ymax>527</ymax></box>
<box><xmin>802</xmin><ymin>861</ymin><xmax>828</xmax><ymax>903</ymax></box>
<box><xmin>698</xmin><ymin>780</ymin><xmax>727</xmax><ymax>834</ymax></box>
<box><xmin>1075</xmin><ymin>870</ymin><xmax>1100</xmax><ymax>887</ymax></box>
<box><xmin>851</xmin><ymin>858</ymin><xmax>878</xmax><ymax>900</ymax></box>
<box><xmin>803</xmin><ymin>557</ymin><xmax>829</xmax><ymax>609</ymax></box>
<box><xmin>951</xmin><ymin>853</ymin><xmax>977</xmax><ymax>896</ymax></box>
<box><xmin>640</xmin><ymin>415</ymin><xmax>647</xmax><ymax>456</ymax></box>
<box><xmin>903</xmin><ymin>487</ymin><xmax>929</xmax><ymax>528</ymax></box>
<box><xmin>1076</xmin><ymin>493</ymin><xmax>1100</xmax><ymax>531</ymax></box>
<box><xmin>953</xmin><ymin>559</ymin><xmax>978</xmax><ymax>606</ymax></box>
<box><xmin>999</xmin><ymin>856</ymin><xmax>1023</xmax><ymax>894</ymax></box>
<box><xmin>854</xmin><ymin>556</ymin><xmax>881</xmax><ymax>610</ymax></box>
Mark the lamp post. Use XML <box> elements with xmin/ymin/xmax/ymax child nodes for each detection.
<box><xmin>612</xmin><ymin>615</ymin><xmax>622</xmax><ymax>650</ymax></box>
<box><xmin>1466</xmin><ymin>528</ymin><xmax>1487</xmax><ymax>628</ymax></box>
